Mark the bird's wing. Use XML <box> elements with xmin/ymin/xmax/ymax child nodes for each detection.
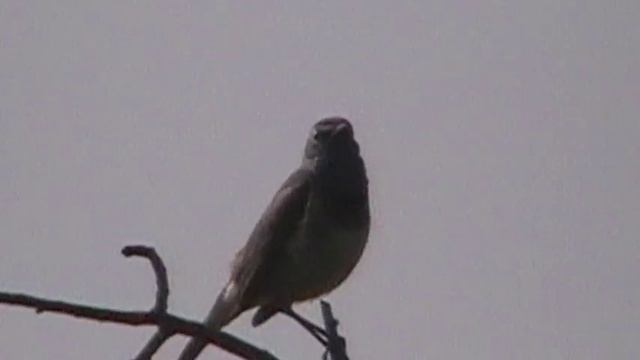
<box><xmin>229</xmin><ymin>167</ymin><xmax>312</xmax><ymax>309</ymax></box>
<box><xmin>176</xmin><ymin>168</ymin><xmax>312</xmax><ymax>360</ymax></box>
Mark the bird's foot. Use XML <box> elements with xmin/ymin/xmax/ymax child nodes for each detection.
<box><xmin>281</xmin><ymin>307</ymin><xmax>329</xmax><ymax>346</ymax></box>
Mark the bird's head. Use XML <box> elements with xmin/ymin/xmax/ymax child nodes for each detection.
<box><xmin>303</xmin><ymin>117</ymin><xmax>359</xmax><ymax>164</ymax></box>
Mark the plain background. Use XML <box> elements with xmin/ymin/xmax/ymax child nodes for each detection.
<box><xmin>1</xmin><ymin>1</ymin><xmax>639</xmax><ymax>359</ymax></box>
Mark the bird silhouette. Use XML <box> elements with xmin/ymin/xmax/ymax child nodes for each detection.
<box><xmin>178</xmin><ymin>117</ymin><xmax>370</xmax><ymax>359</ymax></box>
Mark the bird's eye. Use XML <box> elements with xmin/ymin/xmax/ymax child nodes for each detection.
<box><xmin>313</xmin><ymin>130</ymin><xmax>330</xmax><ymax>141</ymax></box>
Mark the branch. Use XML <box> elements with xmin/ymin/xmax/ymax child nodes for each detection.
<box><xmin>0</xmin><ymin>245</ymin><xmax>277</xmax><ymax>360</ymax></box>
<box><xmin>1</xmin><ymin>245</ymin><xmax>352</xmax><ymax>359</ymax></box>
<box><xmin>121</xmin><ymin>245</ymin><xmax>169</xmax><ymax>314</ymax></box>
<box><xmin>321</xmin><ymin>301</ymin><xmax>349</xmax><ymax>360</ymax></box>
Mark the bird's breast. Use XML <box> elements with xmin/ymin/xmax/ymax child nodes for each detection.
<box><xmin>284</xmin><ymin>195</ymin><xmax>369</xmax><ymax>301</ymax></box>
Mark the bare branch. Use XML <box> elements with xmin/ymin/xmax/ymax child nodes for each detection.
<box><xmin>1</xmin><ymin>245</ymin><xmax>351</xmax><ymax>360</ymax></box>
<box><xmin>134</xmin><ymin>327</ymin><xmax>172</xmax><ymax>359</ymax></box>
<box><xmin>121</xmin><ymin>245</ymin><xmax>169</xmax><ymax>314</ymax></box>
<box><xmin>0</xmin><ymin>245</ymin><xmax>278</xmax><ymax>360</ymax></box>
<box><xmin>121</xmin><ymin>245</ymin><xmax>174</xmax><ymax>359</ymax></box>
<box><xmin>0</xmin><ymin>292</ymin><xmax>151</xmax><ymax>324</ymax></box>
<box><xmin>320</xmin><ymin>301</ymin><xmax>349</xmax><ymax>360</ymax></box>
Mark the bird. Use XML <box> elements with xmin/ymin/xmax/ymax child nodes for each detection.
<box><xmin>178</xmin><ymin>117</ymin><xmax>370</xmax><ymax>359</ymax></box>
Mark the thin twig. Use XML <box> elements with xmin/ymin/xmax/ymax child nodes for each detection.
<box><xmin>121</xmin><ymin>245</ymin><xmax>174</xmax><ymax>359</ymax></box>
<box><xmin>320</xmin><ymin>301</ymin><xmax>349</xmax><ymax>360</ymax></box>
<box><xmin>1</xmin><ymin>245</ymin><xmax>351</xmax><ymax>359</ymax></box>
<box><xmin>121</xmin><ymin>245</ymin><xmax>169</xmax><ymax>314</ymax></box>
<box><xmin>0</xmin><ymin>245</ymin><xmax>278</xmax><ymax>360</ymax></box>
<box><xmin>134</xmin><ymin>327</ymin><xmax>172</xmax><ymax>360</ymax></box>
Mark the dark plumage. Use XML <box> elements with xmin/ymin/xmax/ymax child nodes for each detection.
<box><xmin>178</xmin><ymin>117</ymin><xmax>369</xmax><ymax>359</ymax></box>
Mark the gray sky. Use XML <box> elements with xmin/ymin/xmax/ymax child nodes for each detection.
<box><xmin>1</xmin><ymin>1</ymin><xmax>639</xmax><ymax>359</ymax></box>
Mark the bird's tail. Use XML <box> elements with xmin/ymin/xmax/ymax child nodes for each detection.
<box><xmin>177</xmin><ymin>282</ymin><xmax>241</xmax><ymax>360</ymax></box>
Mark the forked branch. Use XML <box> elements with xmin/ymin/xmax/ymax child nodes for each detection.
<box><xmin>0</xmin><ymin>245</ymin><xmax>349</xmax><ymax>359</ymax></box>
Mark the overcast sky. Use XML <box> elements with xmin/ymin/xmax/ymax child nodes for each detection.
<box><xmin>1</xmin><ymin>1</ymin><xmax>639</xmax><ymax>359</ymax></box>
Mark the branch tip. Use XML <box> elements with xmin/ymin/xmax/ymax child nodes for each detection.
<box><xmin>120</xmin><ymin>245</ymin><xmax>169</xmax><ymax>314</ymax></box>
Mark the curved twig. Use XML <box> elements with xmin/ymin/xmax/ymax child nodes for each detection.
<box><xmin>0</xmin><ymin>245</ymin><xmax>350</xmax><ymax>359</ymax></box>
<box><xmin>0</xmin><ymin>245</ymin><xmax>277</xmax><ymax>360</ymax></box>
<box><xmin>121</xmin><ymin>245</ymin><xmax>169</xmax><ymax>314</ymax></box>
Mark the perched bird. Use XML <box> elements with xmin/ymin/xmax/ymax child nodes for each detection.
<box><xmin>178</xmin><ymin>117</ymin><xmax>370</xmax><ymax>359</ymax></box>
